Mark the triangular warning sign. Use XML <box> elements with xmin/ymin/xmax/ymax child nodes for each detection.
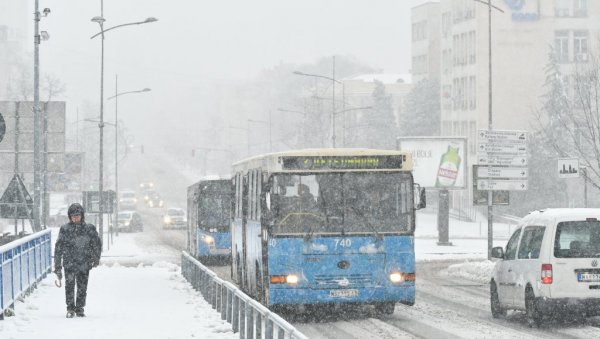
<box><xmin>0</xmin><ymin>174</ymin><xmax>34</xmax><ymax>220</ymax></box>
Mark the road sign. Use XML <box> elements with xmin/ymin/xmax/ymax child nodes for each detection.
<box><xmin>477</xmin><ymin>166</ymin><xmax>528</xmax><ymax>179</ymax></box>
<box><xmin>477</xmin><ymin>179</ymin><xmax>528</xmax><ymax>191</ymax></box>
<box><xmin>477</xmin><ymin>143</ymin><xmax>527</xmax><ymax>155</ymax></box>
<box><xmin>472</xmin><ymin>165</ymin><xmax>509</xmax><ymax>205</ymax></box>
<box><xmin>0</xmin><ymin>174</ymin><xmax>34</xmax><ymax>220</ymax></box>
<box><xmin>478</xmin><ymin>155</ymin><xmax>527</xmax><ymax>166</ymax></box>
<box><xmin>558</xmin><ymin>158</ymin><xmax>579</xmax><ymax>178</ymax></box>
<box><xmin>478</xmin><ymin>129</ymin><xmax>527</xmax><ymax>142</ymax></box>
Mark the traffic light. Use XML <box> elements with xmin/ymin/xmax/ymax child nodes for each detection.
<box><xmin>140</xmin><ymin>145</ymin><xmax>144</xmax><ymax>154</ymax></box>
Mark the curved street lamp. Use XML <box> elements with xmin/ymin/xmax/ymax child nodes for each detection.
<box><xmin>90</xmin><ymin>13</ymin><xmax>157</xmax><ymax>247</ymax></box>
<box><xmin>293</xmin><ymin>57</ymin><xmax>344</xmax><ymax>148</ymax></box>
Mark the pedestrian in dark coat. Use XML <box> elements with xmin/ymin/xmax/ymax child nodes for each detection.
<box><xmin>54</xmin><ymin>203</ymin><xmax>102</xmax><ymax>318</ymax></box>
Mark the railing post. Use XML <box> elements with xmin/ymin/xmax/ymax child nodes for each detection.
<box><xmin>226</xmin><ymin>289</ymin><xmax>233</xmax><ymax>324</ymax></box>
<box><xmin>221</xmin><ymin>284</ymin><xmax>227</xmax><ymax>320</ymax></box>
<box><xmin>232</xmin><ymin>294</ymin><xmax>239</xmax><ymax>333</ymax></box>
<box><xmin>240</xmin><ymin>298</ymin><xmax>246</xmax><ymax>339</ymax></box>
<box><xmin>265</xmin><ymin>316</ymin><xmax>273</xmax><ymax>339</ymax></box>
<box><xmin>246</xmin><ymin>301</ymin><xmax>254</xmax><ymax>339</ymax></box>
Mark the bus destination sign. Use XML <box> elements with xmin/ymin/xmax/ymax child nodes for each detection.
<box><xmin>281</xmin><ymin>155</ymin><xmax>405</xmax><ymax>170</ymax></box>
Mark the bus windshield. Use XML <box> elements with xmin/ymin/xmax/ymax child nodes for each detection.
<box><xmin>199</xmin><ymin>194</ymin><xmax>231</xmax><ymax>229</ymax></box>
<box><xmin>270</xmin><ymin>172</ymin><xmax>414</xmax><ymax>235</ymax></box>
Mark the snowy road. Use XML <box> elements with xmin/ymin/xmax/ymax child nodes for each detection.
<box><xmin>205</xmin><ymin>260</ymin><xmax>600</xmax><ymax>339</ymax></box>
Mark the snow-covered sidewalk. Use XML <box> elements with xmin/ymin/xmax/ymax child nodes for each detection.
<box><xmin>0</xmin><ymin>231</ymin><xmax>236</xmax><ymax>339</ymax></box>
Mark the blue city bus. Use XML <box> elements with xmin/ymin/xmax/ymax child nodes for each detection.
<box><xmin>187</xmin><ymin>178</ymin><xmax>233</xmax><ymax>264</ymax></box>
<box><xmin>231</xmin><ymin>149</ymin><xmax>425</xmax><ymax>314</ymax></box>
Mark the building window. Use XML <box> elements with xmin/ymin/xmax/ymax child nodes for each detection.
<box><xmin>468</xmin><ymin>31</ymin><xmax>476</xmax><ymax>64</ymax></box>
<box><xmin>412</xmin><ymin>21</ymin><xmax>427</xmax><ymax>42</ymax></box>
<box><xmin>574</xmin><ymin>30</ymin><xmax>588</xmax><ymax>62</ymax></box>
<box><xmin>442</xmin><ymin>12</ymin><xmax>451</xmax><ymax>38</ymax></box>
<box><xmin>468</xmin><ymin>76</ymin><xmax>476</xmax><ymax>110</ymax></box>
<box><xmin>555</xmin><ymin>0</ymin><xmax>570</xmax><ymax>17</ymax></box>
<box><xmin>554</xmin><ymin>31</ymin><xmax>569</xmax><ymax>62</ymax></box>
<box><xmin>574</xmin><ymin>0</ymin><xmax>588</xmax><ymax>17</ymax></box>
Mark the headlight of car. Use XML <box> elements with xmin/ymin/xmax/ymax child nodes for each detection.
<box><xmin>163</xmin><ymin>216</ymin><xmax>171</xmax><ymax>224</ymax></box>
<box><xmin>202</xmin><ymin>235</ymin><xmax>214</xmax><ymax>244</ymax></box>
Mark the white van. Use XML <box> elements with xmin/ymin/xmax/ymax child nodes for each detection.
<box><xmin>490</xmin><ymin>208</ymin><xmax>600</xmax><ymax>325</ymax></box>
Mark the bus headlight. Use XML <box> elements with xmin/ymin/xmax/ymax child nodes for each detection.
<box><xmin>389</xmin><ymin>272</ymin><xmax>415</xmax><ymax>283</ymax></box>
<box><xmin>270</xmin><ymin>274</ymin><xmax>299</xmax><ymax>284</ymax></box>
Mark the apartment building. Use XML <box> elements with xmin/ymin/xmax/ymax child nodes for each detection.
<box><xmin>413</xmin><ymin>0</ymin><xmax>599</xmax><ymax>214</ymax></box>
<box><xmin>0</xmin><ymin>0</ymin><xmax>29</xmax><ymax>100</ymax></box>
<box><xmin>411</xmin><ymin>2</ymin><xmax>441</xmax><ymax>83</ymax></box>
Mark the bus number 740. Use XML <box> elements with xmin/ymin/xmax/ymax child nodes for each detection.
<box><xmin>335</xmin><ymin>238</ymin><xmax>352</xmax><ymax>248</ymax></box>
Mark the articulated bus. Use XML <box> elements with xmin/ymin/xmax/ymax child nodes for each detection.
<box><xmin>187</xmin><ymin>178</ymin><xmax>233</xmax><ymax>264</ymax></box>
<box><xmin>231</xmin><ymin>149</ymin><xmax>425</xmax><ymax>314</ymax></box>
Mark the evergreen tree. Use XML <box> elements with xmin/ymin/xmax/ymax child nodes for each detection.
<box><xmin>400</xmin><ymin>78</ymin><xmax>440</xmax><ymax>136</ymax></box>
<box><xmin>352</xmin><ymin>80</ymin><xmax>397</xmax><ymax>149</ymax></box>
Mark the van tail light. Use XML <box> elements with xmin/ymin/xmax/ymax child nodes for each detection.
<box><xmin>541</xmin><ymin>264</ymin><xmax>553</xmax><ymax>284</ymax></box>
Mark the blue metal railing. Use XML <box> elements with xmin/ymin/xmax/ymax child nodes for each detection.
<box><xmin>181</xmin><ymin>252</ymin><xmax>308</xmax><ymax>339</ymax></box>
<box><xmin>0</xmin><ymin>229</ymin><xmax>52</xmax><ymax>319</ymax></box>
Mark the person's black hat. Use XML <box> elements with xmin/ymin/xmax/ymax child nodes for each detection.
<box><xmin>68</xmin><ymin>203</ymin><xmax>85</xmax><ymax>220</ymax></box>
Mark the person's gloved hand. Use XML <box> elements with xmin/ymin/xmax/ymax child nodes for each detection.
<box><xmin>55</xmin><ymin>270</ymin><xmax>62</xmax><ymax>280</ymax></box>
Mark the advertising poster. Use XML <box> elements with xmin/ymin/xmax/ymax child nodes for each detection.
<box><xmin>397</xmin><ymin>137</ymin><xmax>467</xmax><ymax>189</ymax></box>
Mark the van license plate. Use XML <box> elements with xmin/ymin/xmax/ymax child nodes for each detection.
<box><xmin>330</xmin><ymin>289</ymin><xmax>358</xmax><ymax>298</ymax></box>
<box><xmin>578</xmin><ymin>273</ymin><xmax>600</xmax><ymax>282</ymax></box>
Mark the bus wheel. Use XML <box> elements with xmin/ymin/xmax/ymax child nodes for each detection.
<box><xmin>375</xmin><ymin>302</ymin><xmax>395</xmax><ymax>315</ymax></box>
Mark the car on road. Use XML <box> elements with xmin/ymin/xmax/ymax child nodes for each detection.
<box><xmin>119</xmin><ymin>190</ymin><xmax>138</xmax><ymax>210</ymax></box>
<box><xmin>139</xmin><ymin>181</ymin><xmax>155</xmax><ymax>190</ymax></box>
<box><xmin>163</xmin><ymin>207</ymin><xmax>186</xmax><ymax>229</ymax></box>
<box><xmin>146</xmin><ymin>192</ymin><xmax>163</xmax><ymax>208</ymax></box>
<box><xmin>117</xmin><ymin>211</ymin><xmax>144</xmax><ymax>232</ymax></box>
<box><xmin>490</xmin><ymin>208</ymin><xmax>600</xmax><ymax>325</ymax></box>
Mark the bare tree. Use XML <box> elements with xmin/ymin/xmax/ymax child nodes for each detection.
<box><xmin>535</xmin><ymin>49</ymin><xmax>600</xmax><ymax>190</ymax></box>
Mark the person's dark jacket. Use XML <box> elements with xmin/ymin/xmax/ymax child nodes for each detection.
<box><xmin>54</xmin><ymin>209</ymin><xmax>102</xmax><ymax>273</ymax></box>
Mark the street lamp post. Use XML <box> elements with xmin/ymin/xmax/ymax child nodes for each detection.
<box><xmin>91</xmin><ymin>10</ymin><xmax>157</xmax><ymax>246</ymax></box>
<box><xmin>107</xmin><ymin>78</ymin><xmax>150</xmax><ymax>237</ymax></box>
<box><xmin>293</xmin><ymin>56</ymin><xmax>344</xmax><ymax>148</ymax></box>
<box><xmin>33</xmin><ymin>2</ymin><xmax>50</xmax><ymax>231</ymax></box>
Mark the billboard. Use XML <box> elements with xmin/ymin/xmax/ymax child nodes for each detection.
<box><xmin>397</xmin><ymin>137</ymin><xmax>467</xmax><ymax>189</ymax></box>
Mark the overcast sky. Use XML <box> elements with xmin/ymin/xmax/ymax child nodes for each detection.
<box><xmin>11</xmin><ymin>0</ymin><xmax>428</xmax><ymax>151</ymax></box>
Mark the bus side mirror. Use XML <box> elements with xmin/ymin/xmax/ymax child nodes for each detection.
<box><xmin>414</xmin><ymin>184</ymin><xmax>426</xmax><ymax>210</ymax></box>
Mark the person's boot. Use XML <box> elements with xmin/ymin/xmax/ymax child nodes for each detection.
<box><xmin>75</xmin><ymin>307</ymin><xmax>85</xmax><ymax>317</ymax></box>
<box><xmin>66</xmin><ymin>310</ymin><xmax>76</xmax><ymax>318</ymax></box>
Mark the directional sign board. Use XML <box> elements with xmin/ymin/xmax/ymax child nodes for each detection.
<box><xmin>557</xmin><ymin>158</ymin><xmax>579</xmax><ymax>179</ymax></box>
<box><xmin>477</xmin><ymin>166</ymin><xmax>528</xmax><ymax>179</ymax></box>
<box><xmin>477</xmin><ymin>179</ymin><xmax>528</xmax><ymax>191</ymax></box>
<box><xmin>478</xmin><ymin>130</ymin><xmax>527</xmax><ymax>159</ymax></box>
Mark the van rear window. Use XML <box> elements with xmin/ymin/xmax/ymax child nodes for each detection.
<box><xmin>554</xmin><ymin>221</ymin><xmax>600</xmax><ymax>258</ymax></box>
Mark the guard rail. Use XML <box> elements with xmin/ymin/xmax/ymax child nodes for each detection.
<box><xmin>181</xmin><ymin>251</ymin><xmax>308</xmax><ymax>339</ymax></box>
<box><xmin>0</xmin><ymin>229</ymin><xmax>52</xmax><ymax>319</ymax></box>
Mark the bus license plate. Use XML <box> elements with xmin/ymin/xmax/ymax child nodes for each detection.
<box><xmin>330</xmin><ymin>289</ymin><xmax>358</xmax><ymax>298</ymax></box>
<box><xmin>578</xmin><ymin>273</ymin><xmax>600</xmax><ymax>282</ymax></box>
